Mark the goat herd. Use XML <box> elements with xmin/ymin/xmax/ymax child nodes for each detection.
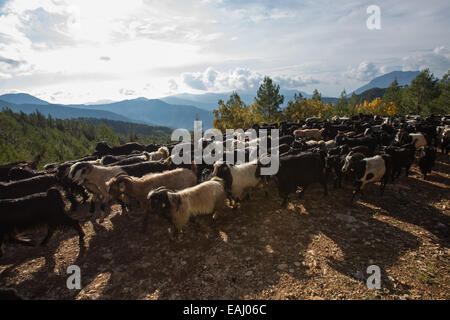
<box><xmin>0</xmin><ymin>114</ymin><xmax>449</xmax><ymax>261</ymax></box>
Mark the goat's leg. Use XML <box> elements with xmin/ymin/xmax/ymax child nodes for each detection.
<box><xmin>141</xmin><ymin>210</ymin><xmax>151</xmax><ymax>234</ymax></box>
<box><xmin>98</xmin><ymin>201</ymin><xmax>107</xmax><ymax>223</ymax></box>
<box><xmin>65</xmin><ymin>218</ymin><xmax>85</xmax><ymax>246</ymax></box>
<box><xmin>117</xmin><ymin>199</ymin><xmax>129</xmax><ymax>215</ymax></box>
<box><xmin>405</xmin><ymin>165</ymin><xmax>411</xmax><ymax>177</ymax></box>
<box><xmin>40</xmin><ymin>226</ymin><xmax>56</xmax><ymax>246</ymax></box>
<box><xmin>281</xmin><ymin>195</ymin><xmax>289</xmax><ymax>207</ymax></box>
<box><xmin>65</xmin><ymin>187</ymin><xmax>79</xmax><ymax>212</ymax></box>
<box><xmin>232</xmin><ymin>198</ymin><xmax>241</xmax><ymax>211</ymax></box>
<box><xmin>89</xmin><ymin>195</ymin><xmax>96</xmax><ymax>214</ymax></box>
<box><xmin>116</xmin><ymin>199</ymin><xmax>131</xmax><ymax>220</ymax></box>
<box><xmin>320</xmin><ymin>177</ymin><xmax>328</xmax><ymax>196</ymax></box>
<box><xmin>380</xmin><ymin>178</ymin><xmax>387</xmax><ymax>195</ymax></box>
<box><xmin>351</xmin><ymin>181</ymin><xmax>363</xmax><ymax>202</ymax></box>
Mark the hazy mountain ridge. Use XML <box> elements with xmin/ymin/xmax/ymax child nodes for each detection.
<box><xmin>0</xmin><ymin>99</ymin><xmax>134</xmax><ymax>123</ymax></box>
<box><xmin>0</xmin><ymin>70</ymin><xmax>423</xmax><ymax>130</ymax></box>
<box><xmin>353</xmin><ymin>71</ymin><xmax>420</xmax><ymax>94</ymax></box>
<box><xmin>0</xmin><ymin>93</ymin><xmax>49</xmax><ymax>105</ymax></box>
<box><xmin>80</xmin><ymin>98</ymin><xmax>214</xmax><ymax>130</ymax></box>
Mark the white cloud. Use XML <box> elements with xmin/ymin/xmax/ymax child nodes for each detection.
<box><xmin>402</xmin><ymin>46</ymin><xmax>450</xmax><ymax>76</ymax></box>
<box><xmin>181</xmin><ymin>67</ymin><xmax>319</xmax><ymax>92</ymax></box>
<box><xmin>0</xmin><ymin>55</ymin><xmax>34</xmax><ymax>79</ymax></box>
<box><xmin>345</xmin><ymin>61</ymin><xmax>383</xmax><ymax>81</ymax></box>
<box><xmin>119</xmin><ymin>88</ymin><xmax>136</xmax><ymax>96</ymax></box>
<box><xmin>168</xmin><ymin>79</ymin><xmax>178</xmax><ymax>92</ymax></box>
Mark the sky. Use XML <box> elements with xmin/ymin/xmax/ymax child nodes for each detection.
<box><xmin>0</xmin><ymin>0</ymin><xmax>449</xmax><ymax>104</ymax></box>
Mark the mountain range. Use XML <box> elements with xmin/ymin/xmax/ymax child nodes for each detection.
<box><xmin>0</xmin><ymin>70</ymin><xmax>421</xmax><ymax>129</ymax></box>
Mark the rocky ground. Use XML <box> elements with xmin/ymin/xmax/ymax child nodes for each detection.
<box><xmin>0</xmin><ymin>153</ymin><xmax>449</xmax><ymax>300</ymax></box>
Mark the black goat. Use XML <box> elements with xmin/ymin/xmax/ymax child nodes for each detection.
<box><xmin>276</xmin><ymin>153</ymin><xmax>327</xmax><ymax>207</ymax></box>
<box><xmin>418</xmin><ymin>146</ymin><xmax>436</xmax><ymax>179</ymax></box>
<box><xmin>95</xmin><ymin>141</ymin><xmax>145</xmax><ymax>156</ymax></box>
<box><xmin>0</xmin><ymin>174</ymin><xmax>58</xmax><ymax>200</ymax></box>
<box><xmin>0</xmin><ymin>188</ymin><xmax>85</xmax><ymax>257</ymax></box>
<box><xmin>383</xmin><ymin>144</ymin><xmax>415</xmax><ymax>180</ymax></box>
<box><xmin>7</xmin><ymin>166</ymin><xmax>47</xmax><ymax>181</ymax></box>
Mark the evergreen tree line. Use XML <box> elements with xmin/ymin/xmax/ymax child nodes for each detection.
<box><xmin>213</xmin><ymin>69</ymin><xmax>450</xmax><ymax>131</ymax></box>
<box><xmin>0</xmin><ymin>109</ymin><xmax>171</xmax><ymax>167</ymax></box>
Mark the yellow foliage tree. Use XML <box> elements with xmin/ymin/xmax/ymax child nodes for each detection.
<box><xmin>213</xmin><ymin>93</ymin><xmax>266</xmax><ymax>132</ymax></box>
<box><xmin>282</xmin><ymin>94</ymin><xmax>334</xmax><ymax>121</ymax></box>
<box><xmin>355</xmin><ymin>97</ymin><xmax>399</xmax><ymax>116</ymax></box>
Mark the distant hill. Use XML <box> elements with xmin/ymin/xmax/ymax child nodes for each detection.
<box><xmin>353</xmin><ymin>71</ymin><xmax>420</xmax><ymax>94</ymax></box>
<box><xmin>0</xmin><ymin>94</ymin><xmax>214</xmax><ymax>129</ymax></box>
<box><xmin>81</xmin><ymin>98</ymin><xmax>214</xmax><ymax>130</ymax></box>
<box><xmin>0</xmin><ymin>93</ymin><xmax>49</xmax><ymax>105</ymax></box>
<box><xmin>0</xmin><ymin>99</ymin><xmax>135</xmax><ymax>123</ymax></box>
<box><xmin>322</xmin><ymin>97</ymin><xmax>339</xmax><ymax>105</ymax></box>
<box><xmin>76</xmin><ymin>118</ymin><xmax>173</xmax><ymax>137</ymax></box>
<box><xmin>354</xmin><ymin>87</ymin><xmax>387</xmax><ymax>103</ymax></box>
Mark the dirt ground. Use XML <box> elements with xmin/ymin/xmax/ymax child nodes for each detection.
<box><xmin>0</xmin><ymin>153</ymin><xmax>449</xmax><ymax>300</ymax></box>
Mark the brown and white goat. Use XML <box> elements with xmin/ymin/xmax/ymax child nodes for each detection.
<box><xmin>147</xmin><ymin>177</ymin><xmax>226</xmax><ymax>233</ymax></box>
<box><xmin>106</xmin><ymin>166</ymin><xmax>198</xmax><ymax>227</ymax></box>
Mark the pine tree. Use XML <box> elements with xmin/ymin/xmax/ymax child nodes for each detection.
<box><xmin>335</xmin><ymin>89</ymin><xmax>348</xmax><ymax>116</ymax></box>
<box><xmin>408</xmin><ymin>68</ymin><xmax>440</xmax><ymax>115</ymax></box>
<box><xmin>255</xmin><ymin>76</ymin><xmax>284</xmax><ymax>122</ymax></box>
<box><xmin>383</xmin><ymin>79</ymin><xmax>402</xmax><ymax>112</ymax></box>
<box><xmin>430</xmin><ymin>70</ymin><xmax>450</xmax><ymax>114</ymax></box>
<box><xmin>311</xmin><ymin>89</ymin><xmax>322</xmax><ymax>102</ymax></box>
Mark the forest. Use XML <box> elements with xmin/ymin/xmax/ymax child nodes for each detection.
<box><xmin>0</xmin><ymin>109</ymin><xmax>171</xmax><ymax>167</ymax></box>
